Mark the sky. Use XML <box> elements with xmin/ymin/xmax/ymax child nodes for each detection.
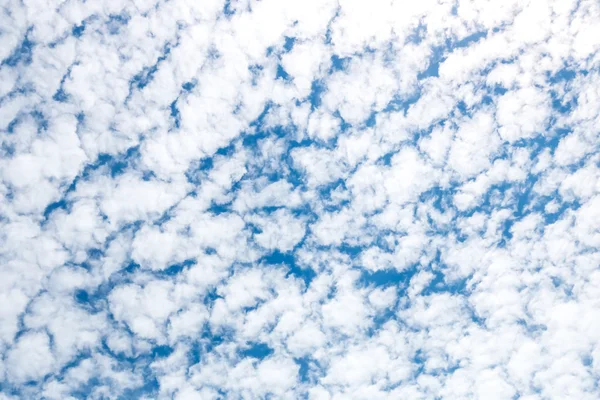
<box><xmin>0</xmin><ymin>0</ymin><xmax>599</xmax><ymax>399</ymax></box>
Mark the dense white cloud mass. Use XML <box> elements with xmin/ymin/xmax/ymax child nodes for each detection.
<box><xmin>1</xmin><ymin>0</ymin><xmax>599</xmax><ymax>398</ymax></box>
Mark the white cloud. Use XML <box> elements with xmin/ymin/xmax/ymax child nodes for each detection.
<box><xmin>249</xmin><ymin>209</ymin><xmax>306</xmax><ymax>251</ymax></box>
<box><xmin>6</xmin><ymin>331</ymin><xmax>56</xmax><ymax>384</ymax></box>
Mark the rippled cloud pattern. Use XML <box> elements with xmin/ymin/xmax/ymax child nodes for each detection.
<box><xmin>1</xmin><ymin>0</ymin><xmax>600</xmax><ymax>399</ymax></box>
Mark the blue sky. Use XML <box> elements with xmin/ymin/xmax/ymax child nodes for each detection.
<box><xmin>1</xmin><ymin>0</ymin><xmax>600</xmax><ymax>399</ymax></box>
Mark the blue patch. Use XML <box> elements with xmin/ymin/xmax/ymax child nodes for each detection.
<box><xmin>382</xmin><ymin>90</ymin><xmax>421</xmax><ymax>114</ymax></box>
<box><xmin>407</xmin><ymin>23</ymin><xmax>428</xmax><ymax>44</ymax></box>
<box><xmin>262</xmin><ymin>250</ymin><xmax>316</xmax><ymax>287</ymax></box>
<box><xmin>203</xmin><ymin>289</ymin><xmax>222</xmax><ymax>308</ymax></box>
<box><xmin>56</xmin><ymin>352</ymin><xmax>92</xmax><ymax>376</ymax></box>
<box><xmin>276</xmin><ymin>64</ymin><xmax>292</xmax><ymax>81</ymax></box>
<box><xmin>551</xmin><ymin>276</ymin><xmax>573</xmax><ymax>297</ymax></box>
<box><xmin>164</xmin><ymin>259</ymin><xmax>196</xmax><ymax>276</ymax></box>
<box><xmin>74</xmin><ymin>289</ymin><xmax>89</xmax><ymax>304</ymax></box>
<box><xmin>410</xmin><ymin>349</ymin><xmax>427</xmax><ymax>377</ymax></box>
<box><xmin>339</xmin><ymin>244</ymin><xmax>363</xmax><ymax>258</ymax></box>
<box><xmin>452</xmin><ymin>31</ymin><xmax>487</xmax><ymax>48</ymax></box>
<box><xmin>242</xmin><ymin>126</ymin><xmax>275</xmax><ymax>149</ymax></box>
<box><xmin>107</xmin><ymin>13</ymin><xmax>130</xmax><ymax>35</ymax></box>
<box><xmin>418</xmin><ymin>46</ymin><xmax>444</xmax><ymax>79</ymax></box>
<box><xmin>258</xmin><ymin>205</ymin><xmax>285</xmax><ymax>214</ymax></box>
<box><xmin>208</xmin><ymin>202</ymin><xmax>232</xmax><ymax>215</ymax></box>
<box><xmin>283</xmin><ymin>36</ymin><xmax>296</xmax><ymax>52</ymax></box>
<box><xmin>358</xmin><ymin>268</ymin><xmax>413</xmax><ymax>288</ymax></box>
<box><xmin>323</xmin><ymin>8</ymin><xmax>341</xmax><ymax>45</ymax></box>
<box><xmin>53</xmin><ymin>88</ymin><xmax>69</xmax><ymax>102</ymax></box>
<box><xmin>2</xmin><ymin>34</ymin><xmax>34</xmax><ymax>67</ymax></box>
<box><xmin>422</xmin><ymin>271</ymin><xmax>469</xmax><ymax>296</ymax></box>
<box><xmin>308</xmin><ymin>79</ymin><xmax>326</xmax><ymax>110</ymax></box>
<box><xmin>67</xmin><ymin>378</ymin><xmax>102</xmax><ymax>400</ymax></box>
<box><xmin>208</xmin><ymin>46</ymin><xmax>220</xmax><ymax>60</ymax></box>
<box><xmin>199</xmin><ymin>157</ymin><xmax>214</xmax><ymax>172</ymax></box>
<box><xmin>240</xmin><ymin>342</ymin><xmax>274</xmax><ymax>359</ymax></box>
<box><xmin>249</xmin><ymin>64</ymin><xmax>264</xmax><ymax>85</ymax></box>
<box><xmin>543</xmin><ymin>199</ymin><xmax>579</xmax><ymax>224</ymax></box>
<box><xmin>79</xmin><ymin>261</ymin><xmax>93</xmax><ymax>271</ymax></box>
<box><xmin>417</xmin><ymin>31</ymin><xmax>486</xmax><ymax>80</ymax></box>
<box><xmin>6</xmin><ymin>118</ymin><xmax>20</xmax><ymax>134</ymax></box>
<box><xmin>493</xmin><ymin>86</ymin><xmax>508</xmax><ymax>96</ymax></box>
<box><xmin>200</xmin><ymin>327</ymin><xmax>232</xmax><ymax>355</ymax></box>
<box><xmin>549</xmin><ymin>68</ymin><xmax>579</xmax><ymax>83</ymax></box>
<box><xmin>80</xmin><ymin>146</ymin><xmax>141</xmax><ymax>179</ymax></box>
<box><xmin>419</xmin><ymin>186</ymin><xmax>453</xmax><ymax>213</ymax></box>
<box><xmin>185</xmin><ymin>151</ymin><xmax>221</xmax><ymax>184</ymax></box>
<box><xmin>247</xmin><ymin>102</ymin><xmax>272</xmax><ymax>132</ymax></box>
<box><xmin>243</xmin><ymin>122</ymin><xmax>291</xmax><ymax>153</ymax></box>
<box><xmin>129</xmin><ymin>45</ymin><xmax>172</xmax><ymax>92</ymax></box>
<box><xmin>50</xmin><ymin>146</ymin><xmax>140</xmax><ymax>198</ymax></box>
<box><xmin>170</xmin><ymin>100</ymin><xmax>181</xmax><ymax>128</ymax></box>
<box><xmin>295</xmin><ymin>357</ymin><xmax>314</xmax><ymax>383</ymax></box>
<box><xmin>152</xmin><ymin>345</ymin><xmax>174</xmax><ymax>358</ymax></box>
<box><xmin>582</xmin><ymin>354</ymin><xmax>593</xmax><ymax>367</ymax></box>
<box><xmin>101</xmin><ymin>155</ymin><xmax>127</xmax><ymax>177</ymax></box>
<box><xmin>285</xmin><ymin>161</ymin><xmax>306</xmax><ymax>189</ymax></box>
<box><xmin>187</xmin><ymin>340</ymin><xmax>203</xmax><ymax>365</ymax></box>
<box><xmin>330</xmin><ymin>54</ymin><xmax>350</xmax><ymax>72</ymax></box>
<box><xmin>364</xmin><ymin>111</ymin><xmax>377</xmax><ymax>127</ymax></box>
<box><xmin>318</xmin><ymin>178</ymin><xmax>346</xmax><ymax>198</ymax></box>
<box><xmin>456</xmin><ymin>100</ymin><xmax>468</xmax><ymax>115</ymax></box>
<box><xmin>223</xmin><ymin>0</ymin><xmax>235</xmax><ymax>16</ymax></box>
<box><xmin>499</xmin><ymin>219</ymin><xmax>514</xmax><ymax>247</ymax></box>
<box><xmin>87</xmin><ymin>248</ymin><xmax>103</xmax><ymax>260</ymax></box>
<box><xmin>153</xmin><ymin>207</ymin><xmax>174</xmax><ymax>226</ymax></box>
<box><xmin>480</xmin><ymin>94</ymin><xmax>494</xmax><ymax>106</ymax></box>
<box><xmin>124</xmin><ymin>261</ymin><xmax>141</xmax><ymax>274</ymax></box>
<box><xmin>72</xmin><ymin>23</ymin><xmax>86</xmax><ymax>37</ymax></box>
<box><xmin>216</xmin><ymin>143</ymin><xmax>235</xmax><ymax>157</ymax></box>
<box><xmin>1</xmin><ymin>143</ymin><xmax>15</xmax><ymax>157</ymax></box>
<box><xmin>43</xmin><ymin>199</ymin><xmax>68</xmax><ymax>220</ymax></box>
<box><xmin>551</xmin><ymin>89</ymin><xmax>577</xmax><ymax>113</ymax></box>
<box><xmin>182</xmin><ymin>81</ymin><xmax>196</xmax><ymax>91</ymax></box>
<box><xmin>142</xmin><ymin>170</ymin><xmax>156</xmax><ymax>181</ymax></box>
<box><xmin>32</xmin><ymin>110</ymin><xmax>48</xmax><ymax>131</ymax></box>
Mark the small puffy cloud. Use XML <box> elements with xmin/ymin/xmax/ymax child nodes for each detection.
<box><xmin>6</xmin><ymin>332</ymin><xmax>55</xmax><ymax>384</ymax></box>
